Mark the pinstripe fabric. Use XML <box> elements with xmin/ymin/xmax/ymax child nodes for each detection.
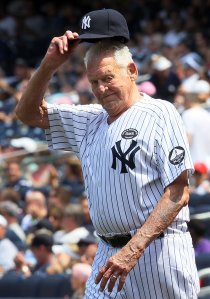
<box><xmin>84</xmin><ymin>233</ymin><xmax>199</xmax><ymax>299</ymax></box>
<box><xmin>45</xmin><ymin>94</ymin><xmax>200</xmax><ymax>298</ymax></box>
<box><xmin>46</xmin><ymin>95</ymin><xmax>193</xmax><ymax>235</ymax></box>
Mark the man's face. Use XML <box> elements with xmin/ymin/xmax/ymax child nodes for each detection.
<box><xmin>26</xmin><ymin>201</ymin><xmax>41</xmax><ymax>218</ymax></box>
<box><xmin>6</xmin><ymin>163</ymin><xmax>21</xmax><ymax>182</ymax></box>
<box><xmin>62</xmin><ymin>215</ymin><xmax>76</xmax><ymax>231</ymax></box>
<box><xmin>31</xmin><ymin>246</ymin><xmax>49</xmax><ymax>265</ymax></box>
<box><xmin>87</xmin><ymin>55</ymin><xmax>133</xmax><ymax>117</ymax></box>
<box><xmin>81</xmin><ymin>243</ymin><xmax>98</xmax><ymax>265</ymax></box>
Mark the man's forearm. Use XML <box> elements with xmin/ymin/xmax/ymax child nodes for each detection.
<box><xmin>15</xmin><ymin>62</ymin><xmax>55</xmax><ymax>129</ymax></box>
<box><xmin>127</xmin><ymin>172</ymin><xmax>189</xmax><ymax>256</ymax></box>
<box><xmin>16</xmin><ymin>31</ymin><xmax>79</xmax><ymax>129</ymax></box>
<box><xmin>94</xmin><ymin>177</ymin><xmax>190</xmax><ymax>293</ymax></box>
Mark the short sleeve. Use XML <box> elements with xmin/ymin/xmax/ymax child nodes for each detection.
<box><xmin>45</xmin><ymin>103</ymin><xmax>103</xmax><ymax>158</ymax></box>
<box><xmin>154</xmin><ymin>102</ymin><xmax>194</xmax><ymax>188</ymax></box>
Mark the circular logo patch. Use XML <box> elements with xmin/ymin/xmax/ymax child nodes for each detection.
<box><xmin>121</xmin><ymin>128</ymin><xmax>138</xmax><ymax>139</ymax></box>
<box><xmin>169</xmin><ymin>146</ymin><xmax>185</xmax><ymax>165</ymax></box>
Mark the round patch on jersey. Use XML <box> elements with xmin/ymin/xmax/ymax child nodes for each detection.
<box><xmin>121</xmin><ymin>128</ymin><xmax>138</xmax><ymax>139</ymax></box>
<box><xmin>169</xmin><ymin>146</ymin><xmax>185</xmax><ymax>165</ymax></box>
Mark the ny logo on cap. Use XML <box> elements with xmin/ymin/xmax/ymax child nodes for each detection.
<box><xmin>82</xmin><ymin>15</ymin><xmax>91</xmax><ymax>30</ymax></box>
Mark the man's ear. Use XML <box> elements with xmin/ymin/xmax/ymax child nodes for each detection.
<box><xmin>127</xmin><ymin>62</ymin><xmax>138</xmax><ymax>81</ymax></box>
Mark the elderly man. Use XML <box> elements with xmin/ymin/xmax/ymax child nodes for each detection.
<box><xmin>181</xmin><ymin>80</ymin><xmax>210</xmax><ymax>170</ymax></box>
<box><xmin>15</xmin><ymin>8</ymin><xmax>199</xmax><ymax>299</ymax></box>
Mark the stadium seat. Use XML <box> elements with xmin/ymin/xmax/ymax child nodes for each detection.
<box><xmin>19</xmin><ymin>275</ymin><xmax>42</xmax><ymax>297</ymax></box>
<box><xmin>37</xmin><ymin>274</ymin><xmax>72</xmax><ymax>298</ymax></box>
<box><xmin>189</xmin><ymin>193</ymin><xmax>210</xmax><ymax>213</ymax></box>
<box><xmin>0</xmin><ymin>271</ymin><xmax>23</xmax><ymax>297</ymax></box>
<box><xmin>0</xmin><ymin>272</ymin><xmax>72</xmax><ymax>298</ymax></box>
<box><xmin>196</xmin><ymin>253</ymin><xmax>210</xmax><ymax>271</ymax></box>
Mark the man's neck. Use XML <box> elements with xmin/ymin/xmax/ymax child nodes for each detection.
<box><xmin>107</xmin><ymin>93</ymin><xmax>143</xmax><ymax>124</ymax></box>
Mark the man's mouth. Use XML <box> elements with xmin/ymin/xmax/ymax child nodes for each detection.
<box><xmin>101</xmin><ymin>93</ymin><xmax>115</xmax><ymax>100</ymax></box>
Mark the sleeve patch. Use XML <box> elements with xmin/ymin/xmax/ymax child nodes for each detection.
<box><xmin>169</xmin><ymin>146</ymin><xmax>185</xmax><ymax>165</ymax></box>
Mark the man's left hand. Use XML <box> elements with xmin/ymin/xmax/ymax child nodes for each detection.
<box><xmin>95</xmin><ymin>243</ymin><xmax>141</xmax><ymax>293</ymax></box>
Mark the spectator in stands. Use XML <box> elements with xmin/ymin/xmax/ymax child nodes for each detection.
<box><xmin>48</xmin><ymin>186</ymin><xmax>72</xmax><ymax>209</ymax></box>
<box><xmin>7</xmin><ymin>58</ymin><xmax>32</xmax><ymax>89</ymax></box>
<box><xmin>3</xmin><ymin>161</ymin><xmax>32</xmax><ymax>202</ymax></box>
<box><xmin>77</xmin><ymin>233</ymin><xmax>98</xmax><ymax>257</ymax></box>
<box><xmin>80</xmin><ymin>243</ymin><xmax>98</xmax><ymax>266</ymax></box>
<box><xmin>0</xmin><ymin>78</ymin><xmax>25</xmax><ymax>140</ymax></box>
<box><xmin>27</xmin><ymin>162</ymin><xmax>59</xmax><ymax>194</ymax></box>
<box><xmin>53</xmin><ymin>203</ymin><xmax>89</xmax><ymax>245</ymax></box>
<box><xmin>137</xmin><ymin>80</ymin><xmax>157</xmax><ymax>97</ymax></box>
<box><xmin>179</xmin><ymin>52</ymin><xmax>204</xmax><ymax>91</ymax></box>
<box><xmin>21</xmin><ymin>190</ymin><xmax>48</xmax><ymax>233</ymax></box>
<box><xmin>0</xmin><ymin>214</ymin><xmax>18</xmax><ymax>276</ymax></box>
<box><xmin>48</xmin><ymin>205</ymin><xmax>64</xmax><ymax>232</ymax></box>
<box><xmin>79</xmin><ymin>194</ymin><xmax>94</xmax><ymax>233</ymax></box>
<box><xmin>30</xmin><ymin>218</ymin><xmax>55</xmax><ymax>235</ymax></box>
<box><xmin>14</xmin><ymin>250</ymin><xmax>33</xmax><ymax>277</ymax></box>
<box><xmin>50</xmin><ymin>246</ymin><xmax>74</xmax><ymax>274</ymax></box>
<box><xmin>60</xmin><ymin>155</ymin><xmax>85</xmax><ymax>203</ymax></box>
<box><xmin>0</xmin><ymin>77</ymin><xmax>19</xmax><ymax>115</ymax></box>
<box><xmin>14</xmin><ymin>228</ymin><xmax>60</xmax><ymax>277</ymax></box>
<box><xmin>150</xmin><ymin>54</ymin><xmax>181</xmax><ymax>102</ymax></box>
<box><xmin>188</xmin><ymin>219</ymin><xmax>210</xmax><ymax>256</ymax></box>
<box><xmin>70</xmin><ymin>263</ymin><xmax>92</xmax><ymax>299</ymax></box>
<box><xmin>41</xmin><ymin>2</ymin><xmax>65</xmax><ymax>38</ymax></box>
<box><xmin>0</xmin><ymin>188</ymin><xmax>23</xmax><ymax>208</ymax></box>
<box><xmin>0</xmin><ymin>200</ymin><xmax>26</xmax><ymax>250</ymax></box>
<box><xmin>193</xmin><ymin>79</ymin><xmax>210</xmax><ymax>111</ymax></box>
<box><xmin>190</xmin><ymin>162</ymin><xmax>210</xmax><ymax>195</ymax></box>
<box><xmin>181</xmin><ymin>80</ymin><xmax>210</xmax><ymax>168</ymax></box>
<box><xmin>78</xmin><ymin>90</ymin><xmax>95</xmax><ymax>105</ymax></box>
<box><xmin>30</xmin><ymin>229</ymin><xmax>55</xmax><ymax>276</ymax></box>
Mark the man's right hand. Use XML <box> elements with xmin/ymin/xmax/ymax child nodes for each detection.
<box><xmin>41</xmin><ymin>31</ymin><xmax>80</xmax><ymax>72</ymax></box>
<box><xmin>15</xmin><ymin>31</ymin><xmax>80</xmax><ymax>129</ymax></box>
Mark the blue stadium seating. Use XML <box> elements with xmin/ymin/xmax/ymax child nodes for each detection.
<box><xmin>0</xmin><ymin>272</ymin><xmax>73</xmax><ymax>298</ymax></box>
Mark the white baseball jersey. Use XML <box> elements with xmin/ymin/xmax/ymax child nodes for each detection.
<box><xmin>85</xmin><ymin>233</ymin><xmax>199</xmax><ymax>299</ymax></box>
<box><xmin>46</xmin><ymin>93</ymin><xmax>193</xmax><ymax>235</ymax></box>
<box><xmin>46</xmin><ymin>93</ymin><xmax>200</xmax><ymax>298</ymax></box>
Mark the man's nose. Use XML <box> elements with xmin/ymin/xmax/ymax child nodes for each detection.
<box><xmin>98</xmin><ymin>80</ymin><xmax>108</xmax><ymax>92</ymax></box>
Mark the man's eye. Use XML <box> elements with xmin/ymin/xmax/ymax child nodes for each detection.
<box><xmin>106</xmin><ymin>77</ymin><xmax>113</xmax><ymax>83</ymax></box>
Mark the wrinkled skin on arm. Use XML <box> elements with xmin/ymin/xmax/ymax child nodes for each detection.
<box><xmin>15</xmin><ymin>31</ymin><xmax>80</xmax><ymax>129</ymax></box>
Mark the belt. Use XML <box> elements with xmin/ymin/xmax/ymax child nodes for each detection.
<box><xmin>98</xmin><ymin>232</ymin><xmax>164</xmax><ymax>248</ymax></box>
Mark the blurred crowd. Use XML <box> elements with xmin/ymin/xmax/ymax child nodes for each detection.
<box><xmin>0</xmin><ymin>154</ymin><xmax>98</xmax><ymax>298</ymax></box>
<box><xmin>1</xmin><ymin>0</ymin><xmax>210</xmax><ymax>297</ymax></box>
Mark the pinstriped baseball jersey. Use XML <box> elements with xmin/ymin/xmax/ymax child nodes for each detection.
<box><xmin>46</xmin><ymin>93</ymin><xmax>200</xmax><ymax>298</ymax></box>
<box><xmin>84</xmin><ymin>233</ymin><xmax>199</xmax><ymax>298</ymax></box>
<box><xmin>46</xmin><ymin>93</ymin><xmax>193</xmax><ymax>236</ymax></box>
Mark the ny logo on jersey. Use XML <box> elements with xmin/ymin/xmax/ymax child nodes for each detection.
<box><xmin>81</xmin><ymin>15</ymin><xmax>91</xmax><ymax>29</ymax></box>
<box><xmin>111</xmin><ymin>140</ymin><xmax>140</xmax><ymax>173</ymax></box>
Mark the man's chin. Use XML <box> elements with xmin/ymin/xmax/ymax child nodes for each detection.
<box><xmin>102</xmin><ymin>101</ymin><xmax>118</xmax><ymax>112</ymax></box>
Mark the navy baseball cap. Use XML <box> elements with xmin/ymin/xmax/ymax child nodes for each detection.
<box><xmin>75</xmin><ymin>9</ymin><xmax>130</xmax><ymax>43</ymax></box>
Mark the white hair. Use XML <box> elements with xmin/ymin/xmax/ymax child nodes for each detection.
<box><xmin>84</xmin><ymin>39</ymin><xmax>133</xmax><ymax>69</ymax></box>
